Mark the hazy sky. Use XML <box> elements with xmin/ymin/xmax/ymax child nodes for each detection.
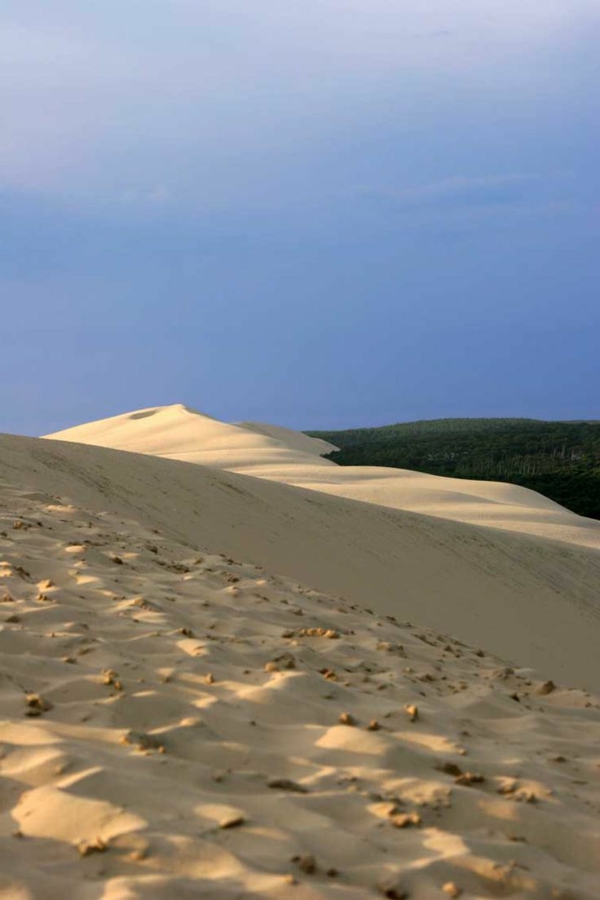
<box><xmin>2</xmin><ymin>1</ymin><xmax>598</xmax><ymax>434</ymax></box>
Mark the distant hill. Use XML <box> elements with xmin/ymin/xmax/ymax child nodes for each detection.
<box><xmin>307</xmin><ymin>418</ymin><xmax>600</xmax><ymax>520</ymax></box>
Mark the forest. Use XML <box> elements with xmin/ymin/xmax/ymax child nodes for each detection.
<box><xmin>307</xmin><ymin>418</ymin><xmax>600</xmax><ymax>520</ymax></box>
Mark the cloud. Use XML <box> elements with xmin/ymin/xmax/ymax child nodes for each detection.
<box><xmin>0</xmin><ymin>1</ymin><xmax>598</xmax><ymax>207</ymax></box>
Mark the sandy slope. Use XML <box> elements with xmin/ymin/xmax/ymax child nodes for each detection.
<box><xmin>1</xmin><ymin>469</ymin><xmax>599</xmax><ymax>899</ymax></box>
<box><xmin>4</xmin><ymin>433</ymin><xmax>600</xmax><ymax>692</ymax></box>
<box><xmin>235</xmin><ymin>421</ymin><xmax>339</xmax><ymax>458</ymax></box>
<box><xmin>46</xmin><ymin>405</ymin><xmax>600</xmax><ymax>550</ymax></box>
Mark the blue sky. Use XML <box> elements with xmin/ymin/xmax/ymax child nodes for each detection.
<box><xmin>1</xmin><ymin>0</ymin><xmax>598</xmax><ymax>434</ymax></box>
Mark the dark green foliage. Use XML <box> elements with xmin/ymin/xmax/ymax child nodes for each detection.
<box><xmin>307</xmin><ymin>419</ymin><xmax>600</xmax><ymax>520</ymax></box>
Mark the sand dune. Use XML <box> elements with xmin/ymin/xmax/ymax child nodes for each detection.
<box><xmin>46</xmin><ymin>405</ymin><xmax>336</xmax><ymax>472</ymax></box>
<box><xmin>0</xmin><ymin>452</ymin><xmax>599</xmax><ymax>899</ymax></box>
<box><xmin>46</xmin><ymin>404</ymin><xmax>600</xmax><ymax>550</ymax></box>
<box><xmin>3</xmin><ymin>431</ymin><xmax>600</xmax><ymax>692</ymax></box>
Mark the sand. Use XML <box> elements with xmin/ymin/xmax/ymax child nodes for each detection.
<box><xmin>0</xmin><ymin>463</ymin><xmax>598</xmax><ymax>899</ymax></box>
<box><xmin>0</xmin><ymin>406</ymin><xmax>597</xmax><ymax>897</ymax></box>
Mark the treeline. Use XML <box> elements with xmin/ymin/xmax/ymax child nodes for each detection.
<box><xmin>306</xmin><ymin>419</ymin><xmax>600</xmax><ymax>520</ymax></box>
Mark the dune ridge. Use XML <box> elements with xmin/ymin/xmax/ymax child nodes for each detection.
<box><xmin>46</xmin><ymin>404</ymin><xmax>600</xmax><ymax>550</ymax></box>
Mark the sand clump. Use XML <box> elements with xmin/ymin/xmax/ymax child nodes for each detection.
<box><xmin>404</xmin><ymin>703</ymin><xmax>419</xmax><ymax>722</ymax></box>
<box><xmin>77</xmin><ymin>837</ymin><xmax>107</xmax><ymax>857</ymax></box>
<box><xmin>443</xmin><ymin>883</ymin><xmax>462</xmax><ymax>898</ymax></box>
<box><xmin>24</xmin><ymin>693</ymin><xmax>53</xmax><ymax>716</ymax></box>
